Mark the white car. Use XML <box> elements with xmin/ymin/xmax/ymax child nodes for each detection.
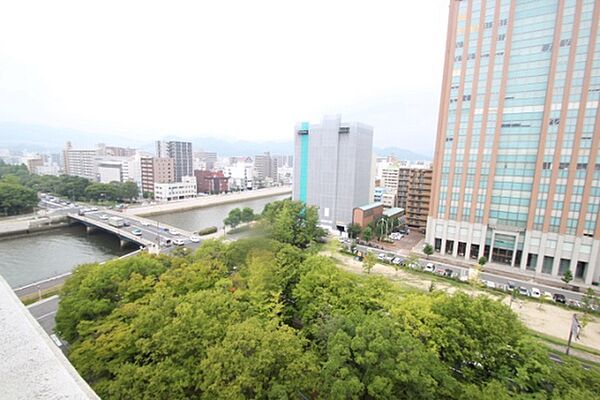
<box><xmin>141</xmin><ymin>221</ymin><xmax>151</xmax><ymax>226</ymax></box>
<box><xmin>377</xmin><ymin>253</ymin><xmax>386</xmax><ymax>260</ymax></box>
<box><xmin>424</xmin><ymin>263</ymin><xmax>435</xmax><ymax>273</ymax></box>
<box><xmin>173</xmin><ymin>238</ymin><xmax>185</xmax><ymax>246</ymax></box>
<box><xmin>169</xmin><ymin>229</ymin><xmax>180</xmax><ymax>235</ymax></box>
<box><xmin>99</xmin><ymin>214</ymin><xmax>109</xmax><ymax>220</ymax></box>
<box><xmin>530</xmin><ymin>287</ymin><xmax>541</xmax><ymax>298</ymax></box>
<box><xmin>485</xmin><ymin>281</ymin><xmax>496</xmax><ymax>289</ymax></box>
<box><xmin>189</xmin><ymin>235</ymin><xmax>201</xmax><ymax>243</ymax></box>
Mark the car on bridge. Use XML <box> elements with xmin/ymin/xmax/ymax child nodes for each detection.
<box><xmin>189</xmin><ymin>235</ymin><xmax>201</xmax><ymax>243</ymax></box>
<box><xmin>131</xmin><ymin>229</ymin><xmax>143</xmax><ymax>236</ymax></box>
<box><xmin>173</xmin><ymin>238</ymin><xmax>185</xmax><ymax>246</ymax></box>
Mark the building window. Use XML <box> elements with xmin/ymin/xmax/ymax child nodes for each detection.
<box><xmin>456</xmin><ymin>41</ymin><xmax>464</xmax><ymax>48</ymax></box>
<box><xmin>500</xmin><ymin>18</ymin><xmax>508</xmax><ymax>26</ymax></box>
<box><xmin>541</xmin><ymin>43</ymin><xmax>552</xmax><ymax>52</ymax></box>
<box><xmin>445</xmin><ymin>240</ymin><xmax>454</xmax><ymax>255</ymax></box>
<box><xmin>560</xmin><ymin>39</ymin><xmax>571</xmax><ymax>47</ymax></box>
<box><xmin>542</xmin><ymin>162</ymin><xmax>552</xmax><ymax>170</ymax></box>
<box><xmin>558</xmin><ymin>259</ymin><xmax>571</xmax><ymax>276</ymax></box>
<box><xmin>526</xmin><ymin>253</ymin><xmax>538</xmax><ymax>271</ymax></box>
<box><xmin>484</xmin><ymin>21</ymin><xmax>493</xmax><ymax>29</ymax></box>
<box><xmin>549</xmin><ymin>118</ymin><xmax>560</xmax><ymax>126</ymax></box>
<box><xmin>542</xmin><ymin>256</ymin><xmax>554</xmax><ymax>274</ymax></box>
<box><xmin>498</xmin><ymin>33</ymin><xmax>506</xmax><ymax>41</ymax></box>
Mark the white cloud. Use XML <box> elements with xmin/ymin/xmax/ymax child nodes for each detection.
<box><xmin>0</xmin><ymin>0</ymin><xmax>447</xmax><ymax>154</ymax></box>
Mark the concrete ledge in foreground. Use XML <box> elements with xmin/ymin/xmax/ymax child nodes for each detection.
<box><xmin>0</xmin><ymin>275</ymin><xmax>98</xmax><ymax>399</ymax></box>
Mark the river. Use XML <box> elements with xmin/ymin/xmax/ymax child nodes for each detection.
<box><xmin>146</xmin><ymin>194</ymin><xmax>289</xmax><ymax>232</ymax></box>
<box><xmin>0</xmin><ymin>225</ymin><xmax>129</xmax><ymax>288</ymax></box>
<box><xmin>0</xmin><ymin>193</ymin><xmax>289</xmax><ymax>288</ymax></box>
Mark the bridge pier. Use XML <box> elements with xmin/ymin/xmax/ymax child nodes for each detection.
<box><xmin>86</xmin><ymin>225</ymin><xmax>96</xmax><ymax>234</ymax></box>
<box><xmin>119</xmin><ymin>238</ymin><xmax>129</xmax><ymax>248</ymax></box>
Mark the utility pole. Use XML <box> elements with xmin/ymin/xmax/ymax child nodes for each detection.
<box><xmin>566</xmin><ymin>313</ymin><xmax>581</xmax><ymax>356</ymax></box>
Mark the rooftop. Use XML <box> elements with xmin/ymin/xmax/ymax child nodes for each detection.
<box><xmin>355</xmin><ymin>202</ymin><xmax>383</xmax><ymax>211</ymax></box>
<box><xmin>383</xmin><ymin>207</ymin><xmax>405</xmax><ymax>217</ymax></box>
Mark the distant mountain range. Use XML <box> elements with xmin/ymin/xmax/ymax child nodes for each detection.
<box><xmin>0</xmin><ymin>122</ymin><xmax>431</xmax><ymax>160</ymax></box>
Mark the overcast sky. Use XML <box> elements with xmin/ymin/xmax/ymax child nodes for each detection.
<box><xmin>0</xmin><ymin>0</ymin><xmax>448</xmax><ymax>155</ymax></box>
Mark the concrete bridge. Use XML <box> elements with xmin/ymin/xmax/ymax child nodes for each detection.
<box><xmin>67</xmin><ymin>210</ymin><xmax>194</xmax><ymax>252</ymax></box>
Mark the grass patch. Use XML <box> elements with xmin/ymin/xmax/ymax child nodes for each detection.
<box><xmin>529</xmin><ymin>329</ymin><xmax>600</xmax><ymax>358</ymax></box>
<box><xmin>21</xmin><ymin>286</ymin><xmax>62</xmax><ymax>306</ymax></box>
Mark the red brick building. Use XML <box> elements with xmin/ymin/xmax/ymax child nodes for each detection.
<box><xmin>194</xmin><ymin>170</ymin><xmax>229</xmax><ymax>194</ymax></box>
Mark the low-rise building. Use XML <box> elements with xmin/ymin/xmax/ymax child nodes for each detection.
<box><xmin>352</xmin><ymin>203</ymin><xmax>384</xmax><ymax>229</ymax></box>
<box><xmin>194</xmin><ymin>170</ymin><xmax>229</xmax><ymax>194</ymax></box>
<box><xmin>154</xmin><ymin>176</ymin><xmax>197</xmax><ymax>201</ymax></box>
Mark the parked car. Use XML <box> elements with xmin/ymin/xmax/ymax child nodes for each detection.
<box><xmin>377</xmin><ymin>253</ymin><xmax>386</xmax><ymax>261</ymax></box>
<box><xmin>507</xmin><ymin>281</ymin><xmax>517</xmax><ymax>291</ymax></box>
<box><xmin>568</xmin><ymin>299</ymin><xmax>582</xmax><ymax>308</ymax></box>
<box><xmin>392</xmin><ymin>257</ymin><xmax>403</xmax><ymax>265</ymax></box>
<box><xmin>485</xmin><ymin>281</ymin><xmax>496</xmax><ymax>289</ymax></box>
<box><xmin>424</xmin><ymin>263</ymin><xmax>435</xmax><ymax>273</ymax></box>
<box><xmin>530</xmin><ymin>287</ymin><xmax>541</xmax><ymax>298</ymax></box>
<box><xmin>553</xmin><ymin>293</ymin><xmax>566</xmax><ymax>304</ymax></box>
<box><xmin>384</xmin><ymin>254</ymin><xmax>395</xmax><ymax>263</ymax></box>
<box><xmin>518</xmin><ymin>286</ymin><xmax>530</xmax><ymax>296</ymax></box>
<box><xmin>542</xmin><ymin>292</ymin><xmax>553</xmax><ymax>301</ymax></box>
<box><xmin>131</xmin><ymin>228</ymin><xmax>143</xmax><ymax>236</ymax></box>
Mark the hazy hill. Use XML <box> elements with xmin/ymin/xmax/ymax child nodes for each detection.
<box><xmin>0</xmin><ymin>122</ymin><xmax>431</xmax><ymax>160</ymax></box>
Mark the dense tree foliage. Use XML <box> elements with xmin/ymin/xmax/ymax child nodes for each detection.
<box><xmin>261</xmin><ymin>199</ymin><xmax>325</xmax><ymax>248</ymax></box>
<box><xmin>56</xmin><ymin>233</ymin><xmax>600</xmax><ymax>399</ymax></box>
<box><xmin>0</xmin><ymin>181</ymin><xmax>38</xmax><ymax>215</ymax></box>
<box><xmin>54</xmin><ymin>192</ymin><xmax>600</xmax><ymax>399</ymax></box>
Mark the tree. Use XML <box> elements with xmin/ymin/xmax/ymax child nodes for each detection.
<box><xmin>582</xmin><ymin>288</ymin><xmax>598</xmax><ymax>311</ymax></box>
<box><xmin>347</xmin><ymin>223</ymin><xmax>362</xmax><ymax>239</ymax></box>
<box><xmin>224</xmin><ymin>208</ymin><xmax>242</xmax><ymax>228</ymax></box>
<box><xmin>240</xmin><ymin>207</ymin><xmax>255</xmax><ymax>223</ymax></box>
<box><xmin>478</xmin><ymin>256</ymin><xmax>488</xmax><ymax>268</ymax></box>
<box><xmin>562</xmin><ymin>270</ymin><xmax>573</xmax><ymax>286</ymax></box>
<box><xmin>362</xmin><ymin>252</ymin><xmax>376</xmax><ymax>274</ymax></box>
<box><xmin>423</xmin><ymin>243</ymin><xmax>434</xmax><ymax>257</ymax></box>
<box><xmin>362</xmin><ymin>226</ymin><xmax>373</xmax><ymax>242</ymax></box>
<box><xmin>267</xmin><ymin>200</ymin><xmax>324</xmax><ymax>248</ymax></box>
<box><xmin>0</xmin><ymin>182</ymin><xmax>37</xmax><ymax>215</ymax></box>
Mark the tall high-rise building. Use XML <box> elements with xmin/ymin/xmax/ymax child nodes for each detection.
<box><xmin>156</xmin><ymin>140</ymin><xmax>193</xmax><ymax>182</ymax></box>
<box><xmin>429</xmin><ymin>0</ymin><xmax>600</xmax><ymax>284</ymax></box>
<box><xmin>254</xmin><ymin>152</ymin><xmax>277</xmax><ymax>187</ymax></box>
<box><xmin>63</xmin><ymin>142</ymin><xmax>98</xmax><ymax>180</ymax></box>
<box><xmin>293</xmin><ymin>115</ymin><xmax>373</xmax><ymax>231</ymax></box>
<box><xmin>140</xmin><ymin>157</ymin><xmax>175</xmax><ymax>195</ymax></box>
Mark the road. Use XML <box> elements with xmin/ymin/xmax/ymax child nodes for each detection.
<box><xmin>27</xmin><ymin>295</ymin><xmax>61</xmax><ymax>344</ymax></box>
<box><xmin>348</xmin><ymin>242</ymin><xmax>591</xmax><ymax>305</ymax></box>
<box><xmin>38</xmin><ymin>195</ymin><xmax>203</xmax><ymax>253</ymax></box>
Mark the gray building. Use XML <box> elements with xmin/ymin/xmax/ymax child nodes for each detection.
<box><xmin>156</xmin><ymin>140</ymin><xmax>193</xmax><ymax>182</ymax></box>
<box><xmin>293</xmin><ymin>115</ymin><xmax>373</xmax><ymax>231</ymax></box>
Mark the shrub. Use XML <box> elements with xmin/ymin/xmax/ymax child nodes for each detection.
<box><xmin>197</xmin><ymin>226</ymin><xmax>218</xmax><ymax>236</ymax></box>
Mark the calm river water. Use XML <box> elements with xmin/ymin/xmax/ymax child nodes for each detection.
<box><xmin>0</xmin><ymin>194</ymin><xmax>288</xmax><ymax>288</ymax></box>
